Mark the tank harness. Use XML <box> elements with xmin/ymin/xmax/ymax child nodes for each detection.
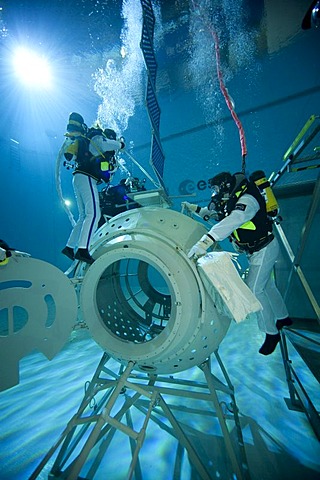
<box><xmin>226</xmin><ymin>179</ymin><xmax>274</xmax><ymax>254</ymax></box>
<box><xmin>64</xmin><ymin>128</ymin><xmax>118</xmax><ymax>183</ymax></box>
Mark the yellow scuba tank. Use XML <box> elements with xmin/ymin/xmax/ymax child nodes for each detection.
<box><xmin>249</xmin><ymin>170</ymin><xmax>279</xmax><ymax>218</ymax></box>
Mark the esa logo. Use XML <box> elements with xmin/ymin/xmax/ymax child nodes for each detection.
<box><xmin>178</xmin><ymin>179</ymin><xmax>210</xmax><ymax>195</ymax></box>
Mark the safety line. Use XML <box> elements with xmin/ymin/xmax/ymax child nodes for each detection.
<box><xmin>210</xmin><ymin>29</ymin><xmax>247</xmax><ymax>172</ymax></box>
<box><xmin>191</xmin><ymin>1</ymin><xmax>248</xmax><ymax>172</ymax></box>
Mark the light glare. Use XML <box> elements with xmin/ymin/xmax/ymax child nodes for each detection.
<box><xmin>13</xmin><ymin>48</ymin><xmax>52</xmax><ymax>88</ymax></box>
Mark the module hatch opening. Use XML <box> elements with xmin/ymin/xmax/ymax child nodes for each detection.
<box><xmin>78</xmin><ymin>207</ymin><xmax>231</xmax><ymax>374</ymax></box>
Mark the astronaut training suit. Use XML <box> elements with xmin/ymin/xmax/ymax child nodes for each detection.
<box><xmin>187</xmin><ymin>172</ymin><xmax>292</xmax><ymax>355</ymax></box>
<box><xmin>62</xmin><ymin>113</ymin><xmax>124</xmax><ymax>264</ymax></box>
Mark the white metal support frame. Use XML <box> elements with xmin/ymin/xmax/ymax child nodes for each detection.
<box><xmin>30</xmin><ymin>351</ymin><xmax>250</xmax><ymax>480</ymax></box>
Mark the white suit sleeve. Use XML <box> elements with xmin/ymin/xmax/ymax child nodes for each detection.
<box><xmin>89</xmin><ymin>135</ymin><xmax>122</xmax><ymax>156</ymax></box>
<box><xmin>207</xmin><ymin>194</ymin><xmax>260</xmax><ymax>241</ymax></box>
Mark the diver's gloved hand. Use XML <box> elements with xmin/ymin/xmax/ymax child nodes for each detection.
<box><xmin>181</xmin><ymin>201</ymin><xmax>198</xmax><ymax>212</ymax></box>
<box><xmin>118</xmin><ymin>136</ymin><xmax>125</xmax><ymax>150</ymax></box>
<box><xmin>0</xmin><ymin>247</ymin><xmax>6</xmax><ymax>262</ymax></box>
<box><xmin>188</xmin><ymin>234</ymin><xmax>215</xmax><ymax>259</ymax></box>
<box><xmin>64</xmin><ymin>153</ymin><xmax>76</xmax><ymax>162</ymax></box>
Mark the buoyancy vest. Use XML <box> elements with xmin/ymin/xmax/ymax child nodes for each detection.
<box><xmin>71</xmin><ymin>136</ymin><xmax>103</xmax><ymax>182</ymax></box>
<box><xmin>87</xmin><ymin>129</ymin><xmax>118</xmax><ymax>183</ymax></box>
<box><xmin>65</xmin><ymin>134</ymin><xmax>116</xmax><ymax>183</ymax></box>
<box><xmin>224</xmin><ymin>180</ymin><xmax>274</xmax><ymax>253</ymax></box>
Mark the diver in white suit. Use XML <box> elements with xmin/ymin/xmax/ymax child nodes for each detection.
<box><xmin>184</xmin><ymin>171</ymin><xmax>292</xmax><ymax>355</ymax></box>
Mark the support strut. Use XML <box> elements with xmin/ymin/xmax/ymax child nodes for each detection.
<box><xmin>29</xmin><ymin>352</ymin><xmax>250</xmax><ymax>480</ymax></box>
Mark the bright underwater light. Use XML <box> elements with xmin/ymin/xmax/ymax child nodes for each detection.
<box><xmin>12</xmin><ymin>47</ymin><xmax>52</xmax><ymax>88</ymax></box>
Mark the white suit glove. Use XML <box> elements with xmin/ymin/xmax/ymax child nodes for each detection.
<box><xmin>0</xmin><ymin>247</ymin><xmax>6</xmax><ymax>261</ymax></box>
<box><xmin>181</xmin><ymin>201</ymin><xmax>198</xmax><ymax>212</ymax></box>
<box><xmin>188</xmin><ymin>234</ymin><xmax>215</xmax><ymax>259</ymax></box>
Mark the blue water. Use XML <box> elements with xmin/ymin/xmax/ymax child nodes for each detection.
<box><xmin>1</xmin><ymin>0</ymin><xmax>320</xmax><ymax>268</ymax></box>
<box><xmin>1</xmin><ymin>0</ymin><xmax>320</xmax><ymax>479</ymax></box>
<box><xmin>1</xmin><ymin>319</ymin><xmax>319</xmax><ymax>479</ymax></box>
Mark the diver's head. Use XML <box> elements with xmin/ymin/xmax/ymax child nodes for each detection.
<box><xmin>208</xmin><ymin>171</ymin><xmax>247</xmax><ymax>218</ymax></box>
<box><xmin>103</xmin><ymin>128</ymin><xmax>117</xmax><ymax>140</ymax></box>
<box><xmin>208</xmin><ymin>172</ymin><xmax>235</xmax><ymax>202</ymax></box>
<box><xmin>207</xmin><ymin>172</ymin><xmax>233</xmax><ymax>219</ymax></box>
<box><xmin>66</xmin><ymin>112</ymin><xmax>87</xmax><ymax>136</ymax></box>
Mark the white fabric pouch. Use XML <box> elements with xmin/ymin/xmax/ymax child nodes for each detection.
<box><xmin>197</xmin><ymin>251</ymin><xmax>262</xmax><ymax>323</ymax></box>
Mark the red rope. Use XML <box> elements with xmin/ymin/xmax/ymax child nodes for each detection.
<box><xmin>210</xmin><ymin>29</ymin><xmax>247</xmax><ymax>170</ymax></box>
<box><xmin>190</xmin><ymin>1</ymin><xmax>248</xmax><ymax>171</ymax></box>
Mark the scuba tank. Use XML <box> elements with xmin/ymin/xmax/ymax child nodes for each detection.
<box><xmin>249</xmin><ymin>170</ymin><xmax>279</xmax><ymax>218</ymax></box>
